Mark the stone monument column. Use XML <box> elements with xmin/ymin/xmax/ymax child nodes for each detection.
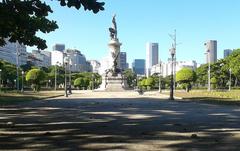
<box><xmin>108</xmin><ymin>14</ymin><xmax>122</xmax><ymax>75</ymax></box>
<box><xmin>96</xmin><ymin>14</ymin><xmax>128</xmax><ymax>91</ymax></box>
<box><xmin>108</xmin><ymin>39</ymin><xmax>121</xmax><ymax>70</ymax></box>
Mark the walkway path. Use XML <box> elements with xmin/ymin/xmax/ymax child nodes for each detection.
<box><xmin>0</xmin><ymin>91</ymin><xmax>240</xmax><ymax>150</ymax></box>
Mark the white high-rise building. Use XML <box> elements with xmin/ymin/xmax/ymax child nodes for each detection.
<box><xmin>204</xmin><ymin>40</ymin><xmax>217</xmax><ymax>63</ymax></box>
<box><xmin>151</xmin><ymin>60</ymin><xmax>197</xmax><ymax>77</ymax></box>
<box><xmin>146</xmin><ymin>42</ymin><xmax>158</xmax><ymax>77</ymax></box>
<box><xmin>0</xmin><ymin>40</ymin><xmax>27</xmax><ymax>65</ymax></box>
<box><xmin>51</xmin><ymin>50</ymin><xmax>64</xmax><ymax>66</ymax></box>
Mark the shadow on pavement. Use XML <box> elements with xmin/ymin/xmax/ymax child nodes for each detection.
<box><xmin>0</xmin><ymin>98</ymin><xmax>240</xmax><ymax>150</ymax></box>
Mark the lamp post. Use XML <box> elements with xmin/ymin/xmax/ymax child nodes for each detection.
<box><xmin>169</xmin><ymin>48</ymin><xmax>175</xmax><ymax>100</ymax></box>
<box><xmin>68</xmin><ymin>59</ymin><xmax>72</xmax><ymax>94</ymax></box>
<box><xmin>14</xmin><ymin>79</ymin><xmax>16</xmax><ymax>89</ymax></box>
<box><xmin>16</xmin><ymin>44</ymin><xmax>20</xmax><ymax>92</ymax></box>
<box><xmin>21</xmin><ymin>71</ymin><xmax>24</xmax><ymax>92</ymax></box>
<box><xmin>0</xmin><ymin>69</ymin><xmax>2</xmax><ymax>92</ymax></box>
<box><xmin>64</xmin><ymin>57</ymin><xmax>69</xmax><ymax>97</ymax></box>
<box><xmin>206</xmin><ymin>50</ymin><xmax>211</xmax><ymax>91</ymax></box>
<box><xmin>229</xmin><ymin>68</ymin><xmax>232</xmax><ymax>91</ymax></box>
<box><xmin>92</xmin><ymin>73</ymin><xmax>94</xmax><ymax>91</ymax></box>
<box><xmin>135</xmin><ymin>76</ymin><xmax>138</xmax><ymax>89</ymax></box>
<box><xmin>54</xmin><ymin>61</ymin><xmax>59</xmax><ymax>91</ymax></box>
<box><xmin>159</xmin><ymin>60</ymin><xmax>162</xmax><ymax>93</ymax></box>
<box><xmin>48</xmin><ymin>79</ymin><xmax>51</xmax><ymax>88</ymax></box>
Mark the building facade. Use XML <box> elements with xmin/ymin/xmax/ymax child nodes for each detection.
<box><xmin>120</xmin><ymin>52</ymin><xmax>127</xmax><ymax>71</ymax></box>
<box><xmin>64</xmin><ymin>49</ymin><xmax>88</xmax><ymax>72</ymax></box>
<box><xmin>204</xmin><ymin>40</ymin><xmax>217</xmax><ymax>63</ymax></box>
<box><xmin>224</xmin><ymin>49</ymin><xmax>232</xmax><ymax>58</ymax></box>
<box><xmin>146</xmin><ymin>42</ymin><xmax>159</xmax><ymax>77</ymax></box>
<box><xmin>52</xmin><ymin>44</ymin><xmax>65</xmax><ymax>52</ymax></box>
<box><xmin>151</xmin><ymin>60</ymin><xmax>197</xmax><ymax>77</ymax></box>
<box><xmin>0</xmin><ymin>40</ymin><xmax>27</xmax><ymax>65</ymax></box>
<box><xmin>51</xmin><ymin>50</ymin><xmax>64</xmax><ymax>66</ymax></box>
<box><xmin>29</xmin><ymin>50</ymin><xmax>51</xmax><ymax>67</ymax></box>
<box><xmin>132</xmin><ymin>59</ymin><xmax>145</xmax><ymax>75</ymax></box>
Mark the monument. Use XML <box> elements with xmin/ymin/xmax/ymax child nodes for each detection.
<box><xmin>98</xmin><ymin>15</ymin><xmax>128</xmax><ymax>91</ymax></box>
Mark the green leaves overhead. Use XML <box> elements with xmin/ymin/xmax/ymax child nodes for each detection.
<box><xmin>0</xmin><ymin>0</ymin><xmax>105</xmax><ymax>49</ymax></box>
<box><xmin>59</xmin><ymin>0</ymin><xmax>105</xmax><ymax>13</ymax></box>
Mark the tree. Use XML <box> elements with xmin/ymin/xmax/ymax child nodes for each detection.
<box><xmin>0</xmin><ymin>60</ymin><xmax>17</xmax><ymax>88</ymax></box>
<box><xmin>211</xmin><ymin>77</ymin><xmax>217</xmax><ymax>89</ymax></box>
<box><xmin>176</xmin><ymin>68</ymin><xmax>196</xmax><ymax>92</ymax></box>
<box><xmin>20</xmin><ymin>61</ymin><xmax>35</xmax><ymax>72</ymax></box>
<box><xmin>139</xmin><ymin>78</ymin><xmax>146</xmax><ymax>89</ymax></box>
<box><xmin>26</xmin><ymin>68</ymin><xmax>45</xmax><ymax>91</ymax></box>
<box><xmin>227</xmin><ymin>49</ymin><xmax>240</xmax><ymax>86</ymax></box>
<box><xmin>83</xmin><ymin>77</ymin><xmax>90</xmax><ymax>90</ymax></box>
<box><xmin>74</xmin><ymin>77</ymin><xmax>84</xmax><ymax>89</ymax></box>
<box><xmin>0</xmin><ymin>0</ymin><xmax>105</xmax><ymax>49</ymax></box>
<box><xmin>196</xmin><ymin>64</ymin><xmax>208</xmax><ymax>87</ymax></box>
<box><xmin>123</xmin><ymin>69</ymin><xmax>136</xmax><ymax>88</ymax></box>
<box><xmin>145</xmin><ymin>77</ymin><xmax>154</xmax><ymax>90</ymax></box>
<box><xmin>47</xmin><ymin>65</ymin><xmax>65</xmax><ymax>86</ymax></box>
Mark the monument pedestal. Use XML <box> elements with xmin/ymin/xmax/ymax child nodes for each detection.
<box><xmin>97</xmin><ymin>15</ymin><xmax>129</xmax><ymax>92</ymax></box>
<box><xmin>105</xmin><ymin>74</ymin><xmax>127</xmax><ymax>91</ymax></box>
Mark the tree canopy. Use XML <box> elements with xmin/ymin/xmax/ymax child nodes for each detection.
<box><xmin>0</xmin><ymin>0</ymin><xmax>105</xmax><ymax>49</ymax></box>
<box><xmin>26</xmin><ymin>68</ymin><xmax>45</xmax><ymax>91</ymax></box>
<box><xmin>176</xmin><ymin>68</ymin><xmax>195</xmax><ymax>83</ymax></box>
<box><xmin>123</xmin><ymin>69</ymin><xmax>136</xmax><ymax>88</ymax></box>
<box><xmin>176</xmin><ymin>68</ymin><xmax>196</xmax><ymax>92</ymax></box>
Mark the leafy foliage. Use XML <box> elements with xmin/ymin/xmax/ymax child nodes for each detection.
<box><xmin>0</xmin><ymin>0</ymin><xmax>104</xmax><ymax>49</ymax></box>
<box><xmin>195</xmin><ymin>49</ymin><xmax>240</xmax><ymax>89</ymax></box>
<box><xmin>47</xmin><ymin>65</ymin><xmax>65</xmax><ymax>86</ymax></box>
<box><xmin>26</xmin><ymin>68</ymin><xmax>45</xmax><ymax>91</ymax></box>
<box><xmin>0</xmin><ymin>60</ymin><xmax>17</xmax><ymax>88</ymax></box>
<box><xmin>74</xmin><ymin>77</ymin><xmax>84</xmax><ymax>89</ymax></box>
<box><xmin>137</xmin><ymin>77</ymin><xmax>156</xmax><ymax>90</ymax></box>
<box><xmin>176</xmin><ymin>68</ymin><xmax>196</xmax><ymax>92</ymax></box>
<box><xmin>123</xmin><ymin>69</ymin><xmax>136</xmax><ymax>88</ymax></box>
<box><xmin>73</xmin><ymin>72</ymin><xmax>101</xmax><ymax>90</ymax></box>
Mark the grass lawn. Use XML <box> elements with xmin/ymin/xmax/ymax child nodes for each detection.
<box><xmin>0</xmin><ymin>91</ymin><xmax>63</xmax><ymax>105</ymax></box>
<box><xmin>173</xmin><ymin>90</ymin><xmax>240</xmax><ymax>105</ymax></box>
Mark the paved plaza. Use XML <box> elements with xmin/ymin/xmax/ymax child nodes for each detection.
<box><xmin>0</xmin><ymin>91</ymin><xmax>240</xmax><ymax>150</ymax></box>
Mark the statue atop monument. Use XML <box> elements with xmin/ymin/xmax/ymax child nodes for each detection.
<box><xmin>109</xmin><ymin>14</ymin><xmax>118</xmax><ymax>40</ymax></box>
<box><xmin>96</xmin><ymin>14</ymin><xmax>128</xmax><ymax>91</ymax></box>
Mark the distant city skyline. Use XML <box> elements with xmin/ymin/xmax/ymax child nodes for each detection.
<box><xmin>146</xmin><ymin>42</ymin><xmax>158</xmax><ymax>77</ymax></box>
<box><xmin>28</xmin><ymin>0</ymin><xmax>240</xmax><ymax>65</ymax></box>
<box><xmin>205</xmin><ymin>40</ymin><xmax>217</xmax><ymax>63</ymax></box>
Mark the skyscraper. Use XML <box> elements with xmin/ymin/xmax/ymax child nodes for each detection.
<box><xmin>146</xmin><ymin>42</ymin><xmax>159</xmax><ymax>77</ymax></box>
<box><xmin>204</xmin><ymin>40</ymin><xmax>217</xmax><ymax>63</ymax></box>
<box><xmin>120</xmin><ymin>52</ymin><xmax>127</xmax><ymax>71</ymax></box>
<box><xmin>132</xmin><ymin>59</ymin><xmax>145</xmax><ymax>75</ymax></box>
<box><xmin>52</xmin><ymin>44</ymin><xmax>65</xmax><ymax>52</ymax></box>
<box><xmin>224</xmin><ymin>49</ymin><xmax>232</xmax><ymax>58</ymax></box>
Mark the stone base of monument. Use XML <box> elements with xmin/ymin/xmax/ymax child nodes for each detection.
<box><xmin>105</xmin><ymin>74</ymin><xmax>127</xmax><ymax>91</ymax></box>
<box><xmin>96</xmin><ymin>73</ymin><xmax>128</xmax><ymax>92</ymax></box>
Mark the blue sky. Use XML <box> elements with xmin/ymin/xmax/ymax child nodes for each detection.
<box><xmin>33</xmin><ymin>0</ymin><xmax>240</xmax><ymax>65</ymax></box>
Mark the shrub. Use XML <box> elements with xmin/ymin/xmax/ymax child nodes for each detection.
<box><xmin>26</xmin><ymin>69</ymin><xmax>45</xmax><ymax>91</ymax></box>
